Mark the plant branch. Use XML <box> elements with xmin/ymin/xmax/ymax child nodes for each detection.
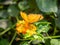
<box><xmin>44</xmin><ymin>35</ymin><xmax>60</xmax><ymax>39</ymax></box>
<box><xmin>9</xmin><ymin>32</ymin><xmax>17</xmax><ymax>45</ymax></box>
<box><xmin>0</xmin><ymin>24</ymin><xmax>15</xmax><ymax>36</ymax></box>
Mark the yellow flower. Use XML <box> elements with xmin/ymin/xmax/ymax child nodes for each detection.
<box><xmin>16</xmin><ymin>11</ymin><xmax>44</xmax><ymax>36</ymax></box>
<box><xmin>16</xmin><ymin>20</ymin><xmax>36</xmax><ymax>34</ymax></box>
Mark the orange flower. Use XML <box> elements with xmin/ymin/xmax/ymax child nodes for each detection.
<box><xmin>16</xmin><ymin>12</ymin><xmax>44</xmax><ymax>36</ymax></box>
<box><xmin>16</xmin><ymin>20</ymin><xmax>36</xmax><ymax>34</ymax></box>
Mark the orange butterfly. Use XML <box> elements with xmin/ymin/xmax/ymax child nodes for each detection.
<box><xmin>16</xmin><ymin>11</ymin><xmax>44</xmax><ymax>35</ymax></box>
<box><xmin>20</xmin><ymin>12</ymin><xmax>44</xmax><ymax>23</ymax></box>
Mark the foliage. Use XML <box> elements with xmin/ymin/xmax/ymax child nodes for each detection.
<box><xmin>36</xmin><ymin>0</ymin><xmax>57</xmax><ymax>13</ymax></box>
<box><xmin>0</xmin><ymin>0</ymin><xmax>60</xmax><ymax>45</ymax></box>
<box><xmin>0</xmin><ymin>39</ymin><xmax>9</xmax><ymax>45</ymax></box>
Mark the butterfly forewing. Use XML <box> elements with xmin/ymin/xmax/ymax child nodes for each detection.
<box><xmin>20</xmin><ymin>12</ymin><xmax>43</xmax><ymax>23</ymax></box>
<box><xmin>20</xmin><ymin>12</ymin><xmax>29</xmax><ymax>22</ymax></box>
<box><xmin>28</xmin><ymin>14</ymin><xmax>42</xmax><ymax>23</ymax></box>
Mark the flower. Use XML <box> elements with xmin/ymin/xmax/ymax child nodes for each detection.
<box><xmin>16</xmin><ymin>20</ymin><xmax>36</xmax><ymax>35</ymax></box>
<box><xmin>16</xmin><ymin>11</ymin><xmax>43</xmax><ymax>36</ymax></box>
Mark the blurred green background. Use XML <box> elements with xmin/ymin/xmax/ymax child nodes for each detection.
<box><xmin>0</xmin><ymin>0</ymin><xmax>60</xmax><ymax>45</ymax></box>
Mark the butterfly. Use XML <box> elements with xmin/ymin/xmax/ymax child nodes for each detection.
<box><xmin>20</xmin><ymin>11</ymin><xmax>44</xmax><ymax>23</ymax></box>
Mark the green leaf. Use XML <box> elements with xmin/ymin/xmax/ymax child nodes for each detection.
<box><xmin>32</xmin><ymin>34</ymin><xmax>44</xmax><ymax>44</ymax></box>
<box><xmin>45</xmin><ymin>39</ymin><xmax>51</xmax><ymax>45</ymax></box>
<box><xmin>23</xmin><ymin>33</ymin><xmax>31</xmax><ymax>38</ymax></box>
<box><xmin>0</xmin><ymin>5</ymin><xmax>3</xmax><ymax>9</ymax></box>
<box><xmin>32</xmin><ymin>40</ymin><xmax>41</xmax><ymax>44</ymax></box>
<box><xmin>55</xmin><ymin>15</ymin><xmax>60</xmax><ymax>29</ymax></box>
<box><xmin>34</xmin><ymin>21</ymin><xmax>50</xmax><ymax>33</ymax></box>
<box><xmin>55</xmin><ymin>5</ymin><xmax>60</xmax><ymax>28</ymax></box>
<box><xmin>18</xmin><ymin>1</ymin><xmax>29</xmax><ymax>11</ymax></box>
<box><xmin>36</xmin><ymin>0</ymin><xmax>57</xmax><ymax>13</ymax></box>
<box><xmin>7</xmin><ymin>5</ymin><xmax>19</xmax><ymax>17</ymax></box>
<box><xmin>32</xmin><ymin>39</ymin><xmax>44</xmax><ymax>44</ymax></box>
<box><xmin>0</xmin><ymin>0</ymin><xmax>16</xmax><ymax>5</ymax></box>
<box><xmin>0</xmin><ymin>10</ymin><xmax>8</xmax><ymax>18</ymax></box>
<box><xmin>0</xmin><ymin>39</ymin><xmax>9</xmax><ymax>45</ymax></box>
<box><xmin>50</xmin><ymin>39</ymin><xmax>60</xmax><ymax>45</ymax></box>
<box><xmin>38</xmin><ymin>44</ymin><xmax>42</xmax><ymax>45</ymax></box>
<box><xmin>20</xmin><ymin>41</ymin><xmax>30</xmax><ymax>45</ymax></box>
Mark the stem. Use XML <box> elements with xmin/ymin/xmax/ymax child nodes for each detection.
<box><xmin>15</xmin><ymin>35</ymin><xmax>60</xmax><ymax>41</ymax></box>
<box><xmin>9</xmin><ymin>32</ymin><xmax>17</xmax><ymax>45</ymax></box>
<box><xmin>53</xmin><ymin>26</ymin><xmax>56</xmax><ymax>35</ymax></box>
<box><xmin>53</xmin><ymin>12</ymin><xmax>58</xmax><ymax>35</ymax></box>
<box><xmin>44</xmin><ymin>35</ymin><xmax>60</xmax><ymax>39</ymax></box>
<box><xmin>0</xmin><ymin>24</ymin><xmax>15</xmax><ymax>36</ymax></box>
<box><xmin>28</xmin><ymin>40</ymin><xmax>32</xmax><ymax>43</ymax></box>
<box><xmin>15</xmin><ymin>16</ymin><xmax>19</xmax><ymax>21</ymax></box>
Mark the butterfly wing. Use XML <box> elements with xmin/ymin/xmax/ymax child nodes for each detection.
<box><xmin>20</xmin><ymin>12</ymin><xmax>43</xmax><ymax>23</ymax></box>
<box><xmin>28</xmin><ymin>14</ymin><xmax>43</xmax><ymax>23</ymax></box>
<box><xmin>20</xmin><ymin>12</ymin><xmax>29</xmax><ymax>22</ymax></box>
